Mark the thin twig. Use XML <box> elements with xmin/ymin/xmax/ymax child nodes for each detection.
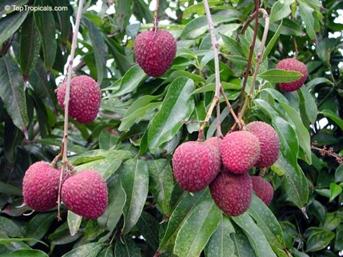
<box><xmin>312</xmin><ymin>145</ymin><xmax>343</xmax><ymax>164</ymax></box>
<box><xmin>57</xmin><ymin>0</ymin><xmax>85</xmax><ymax>221</ymax></box>
<box><xmin>216</xmin><ymin>102</ymin><xmax>223</xmax><ymax>137</ymax></box>
<box><xmin>198</xmin><ymin>96</ymin><xmax>219</xmax><ymax>141</ymax></box>
<box><xmin>153</xmin><ymin>0</ymin><xmax>160</xmax><ymax>30</ymax></box>
<box><xmin>220</xmin><ymin>87</ymin><xmax>242</xmax><ymax>128</ymax></box>
<box><xmin>238</xmin><ymin>8</ymin><xmax>270</xmax><ymax>121</ymax></box>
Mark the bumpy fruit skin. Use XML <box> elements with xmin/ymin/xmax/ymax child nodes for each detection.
<box><xmin>210</xmin><ymin>171</ymin><xmax>252</xmax><ymax>216</ymax></box>
<box><xmin>205</xmin><ymin>137</ymin><xmax>222</xmax><ymax>167</ymax></box>
<box><xmin>172</xmin><ymin>141</ymin><xmax>220</xmax><ymax>192</ymax></box>
<box><xmin>23</xmin><ymin>161</ymin><xmax>60</xmax><ymax>211</ymax></box>
<box><xmin>246</xmin><ymin>121</ymin><xmax>280</xmax><ymax>168</ymax></box>
<box><xmin>134</xmin><ymin>30</ymin><xmax>176</xmax><ymax>77</ymax></box>
<box><xmin>61</xmin><ymin>170</ymin><xmax>108</xmax><ymax>219</ymax></box>
<box><xmin>56</xmin><ymin>75</ymin><xmax>101</xmax><ymax>123</ymax></box>
<box><xmin>276</xmin><ymin>58</ymin><xmax>308</xmax><ymax>91</ymax></box>
<box><xmin>220</xmin><ymin>131</ymin><xmax>260</xmax><ymax>174</ymax></box>
<box><xmin>251</xmin><ymin>176</ymin><xmax>274</xmax><ymax>205</ymax></box>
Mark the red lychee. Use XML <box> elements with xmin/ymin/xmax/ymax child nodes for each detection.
<box><xmin>134</xmin><ymin>30</ymin><xmax>176</xmax><ymax>77</ymax></box>
<box><xmin>22</xmin><ymin>161</ymin><xmax>60</xmax><ymax>211</ymax></box>
<box><xmin>246</xmin><ymin>121</ymin><xmax>280</xmax><ymax>168</ymax></box>
<box><xmin>172</xmin><ymin>141</ymin><xmax>220</xmax><ymax>192</ymax></box>
<box><xmin>251</xmin><ymin>176</ymin><xmax>274</xmax><ymax>205</ymax></box>
<box><xmin>220</xmin><ymin>131</ymin><xmax>260</xmax><ymax>174</ymax></box>
<box><xmin>210</xmin><ymin>171</ymin><xmax>252</xmax><ymax>216</ymax></box>
<box><xmin>56</xmin><ymin>75</ymin><xmax>101</xmax><ymax>123</ymax></box>
<box><xmin>276</xmin><ymin>58</ymin><xmax>308</xmax><ymax>91</ymax></box>
<box><xmin>61</xmin><ymin>170</ymin><xmax>108</xmax><ymax>219</ymax></box>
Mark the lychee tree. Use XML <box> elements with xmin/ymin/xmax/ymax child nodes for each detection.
<box><xmin>0</xmin><ymin>0</ymin><xmax>342</xmax><ymax>257</ymax></box>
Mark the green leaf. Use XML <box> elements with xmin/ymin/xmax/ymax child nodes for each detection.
<box><xmin>248</xmin><ymin>196</ymin><xmax>285</xmax><ymax>249</ymax></box>
<box><xmin>19</xmin><ymin>13</ymin><xmax>40</xmax><ymax>77</ymax></box>
<box><xmin>323</xmin><ymin>212</ymin><xmax>341</xmax><ymax>231</ymax></box>
<box><xmin>0</xmin><ymin>55</ymin><xmax>28</xmax><ymax>132</ymax></box>
<box><xmin>121</xmin><ymin>158</ymin><xmax>149</xmax><ymax>234</ymax></box>
<box><xmin>329</xmin><ymin>183</ymin><xmax>342</xmax><ymax>202</ymax></box>
<box><xmin>97</xmin><ymin>247</ymin><xmax>114</xmax><ymax>257</ymax></box>
<box><xmin>306</xmin><ymin>77</ymin><xmax>334</xmax><ymax>91</ymax></box>
<box><xmin>173</xmin><ymin>191</ymin><xmax>222</xmax><ymax>257</ymax></box>
<box><xmin>270</xmin><ymin>0</ymin><xmax>293</xmax><ymax>23</ymax></box>
<box><xmin>335</xmin><ymin>224</ymin><xmax>343</xmax><ymax>251</ymax></box>
<box><xmin>181</xmin><ymin>9</ymin><xmax>240</xmax><ymax>39</ymax></box>
<box><xmin>147</xmin><ymin>77</ymin><xmax>195</xmax><ymax>150</ymax></box>
<box><xmin>67</xmin><ymin>211</ymin><xmax>82</xmax><ymax>236</ymax></box>
<box><xmin>258</xmin><ymin>69</ymin><xmax>302</xmax><ymax>83</ymax></box>
<box><xmin>62</xmin><ymin>242</ymin><xmax>104</xmax><ymax>257</ymax></box>
<box><xmin>263</xmin><ymin>21</ymin><xmax>283</xmax><ymax>59</ymax></box>
<box><xmin>320</xmin><ymin>109</ymin><xmax>343</xmax><ymax>130</ymax></box>
<box><xmin>0</xmin><ymin>249</ymin><xmax>48</xmax><ymax>257</ymax></box>
<box><xmin>0</xmin><ymin>0</ymin><xmax>28</xmax><ymax>16</ymax></box>
<box><xmin>280</xmin><ymin>102</ymin><xmax>312</xmax><ymax>164</ymax></box>
<box><xmin>25</xmin><ymin>213</ymin><xmax>56</xmax><ymax>246</ymax></box>
<box><xmin>0</xmin><ymin>181</ymin><xmax>22</xmax><ymax>196</ymax></box>
<box><xmin>0</xmin><ymin>11</ymin><xmax>28</xmax><ymax>46</ymax></box>
<box><xmin>232</xmin><ymin>227</ymin><xmax>256</xmax><ymax>257</ymax></box>
<box><xmin>137</xmin><ymin>212</ymin><xmax>160</xmax><ymax>250</ymax></box>
<box><xmin>114</xmin><ymin>237</ymin><xmax>141</xmax><ymax>257</ymax></box>
<box><xmin>159</xmin><ymin>191</ymin><xmax>209</xmax><ymax>250</ymax></box>
<box><xmin>119</xmin><ymin>102</ymin><xmax>160</xmax><ymax>132</ymax></box>
<box><xmin>98</xmin><ymin>177</ymin><xmax>126</xmax><ymax>233</ymax></box>
<box><xmin>298</xmin><ymin>87</ymin><xmax>318</xmax><ymax>125</ymax></box>
<box><xmin>147</xmin><ymin>159</ymin><xmax>175</xmax><ymax>216</ymax></box>
<box><xmin>83</xmin><ymin>18</ymin><xmax>107</xmax><ymax>84</ymax></box>
<box><xmin>115</xmin><ymin>0</ymin><xmax>133</xmax><ymax>31</ymax></box>
<box><xmin>232</xmin><ymin>213</ymin><xmax>277</xmax><ymax>257</ymax></box>
<box><xmin>299</xmin><ymin>1</ymin><xmax>316</xmax><ymax>39</ymax></box>
<box><xmin>111</xmin><ymin>65</ymin><xmax>146</xmax><ymax>96</ymax></box>
<box><xmin>34</xmin><ymin>6</ymin><xmax>57</xmax><ymax>70</ymax></box>
<box><xmin>305</xmin><ymin>227</ymin><xmax>335</xmax><ymax>252</ymax></box>
<box><xmin>0</xmin><ymin>216</ymin><xmax>23</xmax><ymax>237</ymax></box>
<box><xmin>205</xmin><ymin>217</ymin><xmax>236</xmax><ymax>257</ymax></box>
<box><xmin>335</xmin><ymin>165</ymin><xmax>343</xmax><ymax>183</ymax></box>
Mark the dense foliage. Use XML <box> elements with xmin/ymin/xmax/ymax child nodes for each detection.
<box><xmin>0</xmin><ymin>0</ymin><xmax>342</xmax><ymax>256</ymax></box>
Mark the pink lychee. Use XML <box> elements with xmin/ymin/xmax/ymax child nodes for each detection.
<box><xmin>251</xmin><ymin>176</ymin><xmax>274</xmax><ymax>205</ymax></box>
<box><xmin>276</xmin><ymin>58</ymin><xmax>308</xmax><ymax>91</ymax></box>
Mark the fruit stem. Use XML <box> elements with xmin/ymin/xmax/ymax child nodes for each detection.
<box><xmin>199</xmin><ymin>0</ymin><xmax>241</xmax><ymax>138</ymax></box>
<box><xmin>237</xmin><ymin>8</ymin><xmax>270</xmax><ymax>123</ymax></box>
<box><xmin>153</xmin><ymin>0</ymin><xmax>160</xmax><ymax>31</ymax></box>
<box><xmin>57</xmin><ymin>0</ymin><xmax>85</xmax><ymax>221</ymax></box>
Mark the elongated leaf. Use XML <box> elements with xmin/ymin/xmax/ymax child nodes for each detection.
<box><xmin>0</xmin><ymin>249</ymin><xmax>48</xmax><ymax>257</ymax></box>
<box><xmin>0</xmin><ymin>55</ymin><xmax>28</xmax><ymax>132</ymax></box>
<box><xmin>0</xmin><ymin>181</ymin><xmax>22</xmax><ymax>196</ymax></box>
<box><xmin>232</xmin><ymin>213</ymin><xmax>277</xmax><ymax>257</ymax></box>
<box><xmin>299</xmin><ymin>1</ymin><xmax>316</xmax><ymax>40</ymax></box>
<box><xmin>0</xmin><ymin>11</ymin><xmax>28</xmax><ymax>45</ymax></box>
<box><xmin>137</xmin><ymin>212</ymin><xmax>160</xmax><ymax>250</ymax></box>
<box><xmin>174</xmin><ymin>191</ymin><xmax>221</xmax><ymax>257</ymax></box>
<box><xmin>248</xmin><ymin>196</ymin><xmax>285</xmax><ymax>249</ymax></box>
<box><xmin>298</xmin><ymin>87</ymin><xmax>318</xmax><ymax>125</ymax></box>
<box><xmin>25</xmin><ymin>213</ymin><xmax>56</xmax><ymax>246</ymax></box>
<box><xmin>147</xmin><ymin>159</ymin><xmax>175</xmax><ymax>216</ymax></box>
<box><xmin>62</xmin><ymin>242</ymin><xmax>104</xmax><ymax>257</ymax></box>
<box><xmin>0</xmin><ymin>216</ymin><xmax>23</xmax><ymax>237</ymax></box>
<box><xmin>114</xmin><ymin>237</ymin><xmax>141</xmax><ymax>257</ymax></box>
<box><xmin>159</xmin><ymin>191</ymin><xmax>208</xmax><ymax>250</ymax></box>
<box><xmin>19</xmin><ymin>13</ymin><xmax>40</xmax><ymax>77</ymax></box>
<box><xmin>205</xmin><ymin>217</ymin><xmax>237</xmax><ymax>257</ymax></box>
<box><xmin>67</xmin><ymin>211</ymin><xmax>82</xmax><ymax>236</ymax></box>
<box><xmin>263</xmin><ymin>21</ymin><xmax>283</xmax><ymax>59</ymax></box>
<box><xmin>83</xmin><ymin>18</ymin><xmax>107</xmax><ymax>84</ymax></box>
<box><xmin>305</xmin><ymin>227</ymin><xmax>335</xmax><ymax>252</ymax></box>
<box><xmin>258</xmin><ymin>69</ymin><xmax>302</xmax><ymax>83</ymax></box>
<box><xmin>232</xmin><ymin>227</ymin><xmax>257</xmax><ymax>257</ymax></box>
<box><xmin>270</xmin><ymin>0</ymin><xmax>293</xmax><ymax>23</ymax></box>
<box><xmin>148</xmin><ymin>77</ymin><xmax>194</xmax><ymax>150</ymax></box>
<box><xmin>121</xmin><ymin>158</ymin><xmax>149</xmax><ymax>234</ymax></box>
<box><xmin>321</xmin><ymin>109</ymin><xmax>343</xmax><ymax>130</ymax></box>
<box><xmin>98</xmin><ymin>177</ymin><xmax>126</xmax><ymax>233</ymax></box>
<box><xmin>34</xmin><ymin>7</ymin><xmax>57</xmax><ymax>70</ymax></box>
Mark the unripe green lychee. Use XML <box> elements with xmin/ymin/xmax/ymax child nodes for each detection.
<box><xmin>22</xmin><ymin>161</ymin><xmax>60</xmax><ymax>211</ymax></box>
<box><xmin>134</xmin><ymin>30</ymin><xmax>176</xmax><ymax>77</ymax></box>
<box><xmin>251</xmin><ymin>176</ymin><xmax>274</xmax><ymax>205</ymax></box>
<box><xmin>210</xmin><ymin>171</ymin><xmax>252</xmax><ymax>216</ymax></box>
<box><xmin>246</xmin><ymin>121</ymin><xmax>280</xmax><ymax>168</ymax></box>
<box><xmin>276</xmin><ymin>58</ymin><xmax>308</xmax><ymax>91</ymax></box>
<box><xmin>172</xmin><ymin>141</ymin><xmax>220</xmax><ymax>192</ymax></box>
<box><xmin>61</xmin><ymin>170</ymin><xmax>108</xmax><ymax>219</ymax></box>
<box><xmin>220</xmin><ymin>131</ymin><xmax>260</xmax><ymax>174</ymax></box>
<box><xmin>56</xmin><ymin>75</ymin><xmax>101</xmax><ymax>123</ymax></box>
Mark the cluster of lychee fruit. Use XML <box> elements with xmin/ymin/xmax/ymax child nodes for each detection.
<box><xmin>172</xmin><ymin>121</ymin><xmax>279</xmax><ymax>216</ymax></box>
<box><xmin>22</xmin><ymin>161</ymin><xmax>108</xmax><ymax>219</ymax></box>
<box><xmin>56</xmin><ymin>75</ymin><xmax>101</xmax><ymax>123</ymax></box>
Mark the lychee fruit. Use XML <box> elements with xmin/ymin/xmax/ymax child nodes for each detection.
<box><xmin>56</xmin><ymin>75</ymin><xmax>101</xmax><ymax>123</ymax></box>
<box><xmin>276</xmin><ymin>58</ymin><xmax>308</xmax><ymax>91</ymax></box>
<box><xmin>172</xmin><ymin>141</ymin><xmax>220</xmax><ymax>192</ymax></box>
<box><xmin>251</xmin><ymin>176</ymin><xmax>274</xmax><ymax>205</ymax></box>
<box><xmin>61</xmin><ymin>170</ymin><xmax>108</xmax><ymax>219</ymax></box>
<box><xmin>22</xmin><ymin>161</ymin><xmax>60</xmax><ymax>211</ymax></box>
<box><xmin>134</xmin><ymin>30</ymin><xmax>176</xmax><ymax>77</ymax></box>
<box><xmin>220</xmin><ymin>131</ymin><xmax>260</xmax><ymax>174</ymax></box>
<box><xmin>210</xmin><ymin>171</ymin><xmax>252</xmax><ymax>216</ymax></box>
<box><xmin>246</xmin><ymin>121</ymin><xmax>280</xmax><ymax>168</ymax></box>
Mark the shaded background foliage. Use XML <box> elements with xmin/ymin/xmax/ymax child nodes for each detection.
<box><xmin>0</xmin><ymin>0</ymin><xmax>342</xmax><ymax>256</ymax></box>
